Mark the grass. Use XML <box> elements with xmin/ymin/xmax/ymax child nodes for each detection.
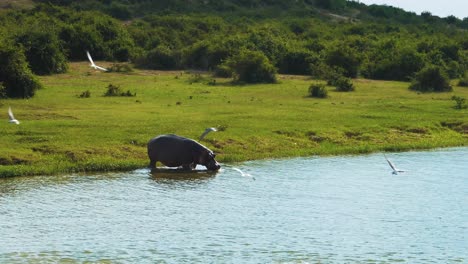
<box><xmin>1</xmin><ymin>62</ymin><xmax>467</xmax><ymax>177</ymax></box>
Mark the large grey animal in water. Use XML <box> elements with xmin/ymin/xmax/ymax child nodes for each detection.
<box><xmin>147</xmin><ymin>134</ymin><xmax>221</xmax><ymax>171</ymax></box>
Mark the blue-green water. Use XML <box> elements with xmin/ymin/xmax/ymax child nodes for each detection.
<box><xmin>0</xmin><ymin>148</ymin><xmax>467</xmax><ymax>263</ymax></box>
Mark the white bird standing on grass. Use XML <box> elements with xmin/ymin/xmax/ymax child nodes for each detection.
<box><xmin>199</xmin><ymin>127</ymin><xmax>217</xmax><ymax>140</ymax></box>
<box><xmin>384</xmin><ymin>155</ymin><xmax>406</xmax><ymax>175</ymax></box>
<box><xmin>8</xmin><ymin>107</ymin><xmax>20</xmax><ymax>124</ymax></box>
<box><xmin>86</xmin><ymin>51</ymin><xmax>108</xmax><ymax>72</ymax></box>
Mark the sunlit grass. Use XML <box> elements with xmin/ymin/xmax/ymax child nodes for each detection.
<box><xmin>1</xmin><ymin>62</ymin><xmax>467</xmax><ymax>177</ymax></box>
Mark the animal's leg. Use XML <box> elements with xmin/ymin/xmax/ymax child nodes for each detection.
<box><xmin>182</xmin><ymin>163</ymin><xmax>195</xmax><ymax>170</ymax></box>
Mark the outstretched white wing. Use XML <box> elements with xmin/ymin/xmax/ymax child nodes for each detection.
<box><xmin>8</xmin><ymin>107</ymin><xmax>20</xmax><ymax>124</ymax></box>
<box><xmin>8</xmin><ymin>107</ymin><xmax>15</xmax><ymax>121</ymax></box>
<box><xmin>86</xmin><ymin>51</ymin><xmax>108</xmax><ymax>71</ymax></box>
<box><xmin>385</xmin><ymin>156</ymin><xmax>397</xmax><ymax>171</ymax></box>
<box><xmin>86</xmin><ymin>51</ymin><xmax>95</xmax><ymax>67</ymax></box>
<box><xmin>384</xmin><ymin>155</ymin><xmax>406</xmax><ymax>174</ymax></box>
<box><xmin>94</xmin><ymin>65</ymin><xmax>108</xmax><ymax>71</ymax></box>
<box><xmin>199</xmin><ymin>127</ymin><xmax>217</xmax><ymax>140</ymax></box>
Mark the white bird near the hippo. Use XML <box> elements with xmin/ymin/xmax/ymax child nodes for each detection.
<box><xmin>199</xmin><ymin>127</ymin><xmax>217</xmax><ymax>140</ymax></box>
<box><xmin>86</xmin><ymin>51</ymin><xmax>108</xmax><ymax>72</ymax></box>
<box><xmin>384</xmin><ymin>155</ymin><xmax>406</xmax><ymax>175</ymax></box>
<box><xmin>232</xmin><ymin>167</ymin><xmax>255</xmax><ymax>180</ymax></box>
<box><xmin>8</xmin><ymin>107</ymin><xmax>20</xmax><ymax>124</ymax></box>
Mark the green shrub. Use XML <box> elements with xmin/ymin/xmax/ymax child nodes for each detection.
<box><xmin>137</xmin><ymin>46</ymin><xmax>179</xmax><ymax>70</ymax></box>
<box><xmin>15</xmin><ymin>28</ymin><xmax>68</xmax><ymax>75</ymax></box>
<box><xmin>458</xmin><ymin>72</ymin><xmax>468</xmax><ymax>87</ymax></box>
<box><xmin>451</xmin><ymin>96</ymin><xmax>467</xmax><ymax>109</ymax></box>
<box><xmin>325</xmin><ymin>45</ymin><xmax>360</xmax><ymax>78</ymax></box>
<box><xmin>278</xmin><ymin>48</ymin><xmax>317</xmax><ymax>75</ymax></box>
<box><xmin>335</xmin><ymin>77</ymin><xmax>355</xmax><ymax>92</ymax></box>
<box><xmin>104</xmin><ymin>84</ymin><xmax>135</xmax><ymax>97</ymax></box>
<box><xmin>0</xmin><ymin>82</ymin><xmax>7</xmax><ymax>99</ymax></box>
<box><xmin>409</xmin><ymin>66</ymin><xmax>452</xmax><ymax>92</ymax></box>
<box><xmin>308</xmin><ymin>83</ymin><xmax>328</xmax><ymax>98</ymax></box>
<box><xmin>225</xmin><ymin>49</ymin><xmax>277</xmax><ymax>84</ymax></box>
<box><xmin>0</xmin><ymin>44</ymin><xmax>42</xmax><ymax>98</ymax></box>
<box><xmin>213</xmin><ymin>64</ymin><xmax>232</xmax><ymax>78</ymax></box>
<box><xmin>78</xmin><ymin>90</ymin><xmax>91</xmax><ymax>98</ymax></box>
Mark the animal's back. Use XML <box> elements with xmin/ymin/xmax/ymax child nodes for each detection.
<box><xmin>147</xmin><ymin>134</ymin><xmax>194</xmax><ymax>167</ymax></box>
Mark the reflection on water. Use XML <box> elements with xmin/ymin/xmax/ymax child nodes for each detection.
<box><xmin>0</xmin><ymin>148</ymin><xmax>467</xmax><ymax>263</ymax></box>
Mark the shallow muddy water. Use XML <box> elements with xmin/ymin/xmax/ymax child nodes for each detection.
<box><xmin>0</xmin><ymin>148</ymin><xmax>467</xmax><ymax>263</ymax></box>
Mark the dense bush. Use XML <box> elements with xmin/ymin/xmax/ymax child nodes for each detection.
<box><xmin>224</xmin><ymin>50</ymin><xmax>277</xmax><ymax>84</ymax></box>
<box><xmin>458</xmin><ymin>72</ymin><xmax>468</xmax><ymax>87</ymax></box>
<box><xmin>78</xmin><ymin>90</ymin><xmax>91</xmax><ymax>98</ymax></box>
<box><xmin>136</xmin><ymin>46</ymin><xmax>179</xmax><ymax>70</ymax></box>
<box><xmin>365</xmin><ymin>48</ymin><xmax>425</xmax><ymax>81</ymax></box>
<box><xmin>409</xmin><ymin>66</ymin><xmax>452</xmax><ymax>92</ymax></box>
<box><xmin>0</xmin><ymin>44</ymin><xmax>42</xmax><ymax>98</ymax></box>
<box><xmin>451</xmin><ymin>96</ymin><xmax>467</xmax><ymax>109</ymax></box>
<box><xmin>104</xmin><ymin>84</ymin><xmax>135</xmax><ymax>97</ymax></box>
<box><xmin>334</xmin><ymin>76</ymin><xmax>355</xmax><ymax>92</ymax></box>
<box><xmin>213</xmin><ymin>65</ymin><xmax>232</xmax><ymax>78</ymax></box>
<box><xmin>278</xmin><ymin>48</ymin><xmax>317</xmax><ymax>75</ymax></box>
<box><xmin>16</xmin><ymin>28</ymin><xmax>68</xmax><ymax>75</ymax></box>
<box><xmin>325</xmin><ymin>45</ymin><xmax>360</xmax><ymax>78</ymax></box>
<box><xmin>309</xmin><ymin>83</ymin><xmax>328</xmax><ymax>98</ymax></box>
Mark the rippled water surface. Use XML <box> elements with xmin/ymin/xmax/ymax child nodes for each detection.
<box><xmin>1</xmin><ymin>148</ymin><xmax>467</xmax><ymax>263</ymax></box>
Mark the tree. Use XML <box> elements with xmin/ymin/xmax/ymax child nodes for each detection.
<box><xmin>0</xmin><ymin>44</ymin><xmax>42</xmax><ymax>98</ymax></box>
<box><xmin>409</xmin><ymin>66</ymin><xmax>452</xmax><ymax>92</ymax></box>
<box><xmin>325</xmin><ymin>45</ymin><xmax>360</xmax><ymax>78</ymax></box>
<box><xmin>16</xmin><ymin>27</ymin><xmax>68</xmax><ymax>75</ymax></box>
<box><xmin>137</xmin><ymin>46</ymin><xmax>179</xmax><ymax>70</ymax></box>
<box><xmin>225</xmin><ymin>49</ymin><xmax>277</xmax><ymax>84</ymax></box>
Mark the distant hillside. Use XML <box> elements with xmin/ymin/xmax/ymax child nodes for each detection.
<box><xmin>0</xmin><ymin>0</ymin><xmax>34</xmax><ymax>10</ymax></box>
<box><xmin>1</xmin><ymin>0</ymin><xmax>467</xmax><ymax>98</ymax></box>
<box><xmin>32</xmin><ymin>0</ymin><xmax>467</xmax><ymax>28</ymax></box>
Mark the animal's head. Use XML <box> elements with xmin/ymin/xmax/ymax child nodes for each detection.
<box><xmin>194</xmin><ymin>147</ymin><xmax>220</xmax><ymax>171</ymax></box>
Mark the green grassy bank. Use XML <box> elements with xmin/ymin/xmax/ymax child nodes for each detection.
<box><xmin>1</xmin><ymin>63</ymin><xmax>467</xmax><ymax>177</ymax></box>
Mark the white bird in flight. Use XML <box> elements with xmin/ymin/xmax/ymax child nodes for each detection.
<box><xmin>384</xmin><ymin>155</ymin><xmax>406</xmax><ymax>175</ymax></box>
<box><xmin>86</xmin><ymin>51</ymin><xmax>108</xmax><ymax>71</ymax></box>
<box><xmin>232</xmin><ymin>167</ymin><xmax>255</xmax><ymax>180</ymax></box>
<box><xmin>199</xmin><ymin>127</ymin><xmax>217</xmax><ymax>140</ymax></box>
<box><xmin>8</xmin><ymin>107</ymin><xmax>20</xmax><ymax>124</ymax></box>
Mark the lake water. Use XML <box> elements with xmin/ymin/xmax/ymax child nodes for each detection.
<box><xmin>0</xmin><ymin>148</ymin><xmax>467</xmax><ymax>263</ymax></box>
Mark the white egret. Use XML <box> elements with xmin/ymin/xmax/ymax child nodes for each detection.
<box><xmin>384</xmin><ymin>155</ymin><xmax>406</xmax><ymax>175</ymax></box>
<box><xmin>8</xmin><ymin>107</ymin><xmax>20</xmax><ymax>124</ymax></box>
<box><xmin>86</xmin><ymin>51</ymin><xmax>108</xmax><ymax>71</ymax></box>
<box><xmin>232</xmin><ymin>167</ymin><xmax>255</xmax><ymax>180</ymax></box>
<box><xmin>199</xmin><ymin>127</ymin><xmax>217</xmax><ymax>140</ymax></box>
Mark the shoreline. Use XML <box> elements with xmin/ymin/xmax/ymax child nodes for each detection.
<box><xmin>2</xmin><ymin>144</ymin><xmax>467</xmax><ymax>178</ymax></box>
<box><xmin>1</xmin><ymin>64</ymin><xmax>467</xmax><ymax>178</ymax></box>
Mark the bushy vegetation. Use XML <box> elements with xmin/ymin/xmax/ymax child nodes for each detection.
<box><xmin>409</xmin><ymin>66</ymin><xmax>452</xmax><ymax>92</ymax></box>
<box><xmin>224</xmin><ymin>49</ymin><xmax>277</xmax><ymax>84</ymax></box>
<box><xmin>78</xmin><ymin>90</ymin><xmax>91</xmax><ymax>98</ymax></box>
<box><xmin>2</xmin><ymin>66</ymin><xmax>467</xmax><ymax>177</ymax></box>
<box><xmin>0</xmin><ymin>43</ymin><xmax>42</xmax><ymax>98</ymax></box>
<box><xmin>334</xmin><ymin>76</ymin><xmax>355</xmax><ymax>92</ymax></box>
<box><xmin>0</xmin><ymin>1</ymin><xmax>467</xmax><ymax>98</ymax></box>
<box><xmin>309</xmin><ymin>83</ymin><xmax>328</xmax><ymax>98</ymax></box>
<box><xmin>459</xmin><ymin>72</ymin><xmax>468</xmax><ymax>87</ymax></box>
<box><xmin>451</xmin><ymin>96</ymin><xmax>467</xmax><ymax>109</ymax></box>
<box><xmin>104</xmin><ymin>83</ymin><xmax>135</xmax><ymax>97</ymax></box>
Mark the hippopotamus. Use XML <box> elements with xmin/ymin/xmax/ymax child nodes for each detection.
<box><xmin>147</xmin><ymin>134</ymin><xmax>221</xmax><ymax>171</ymax></box>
